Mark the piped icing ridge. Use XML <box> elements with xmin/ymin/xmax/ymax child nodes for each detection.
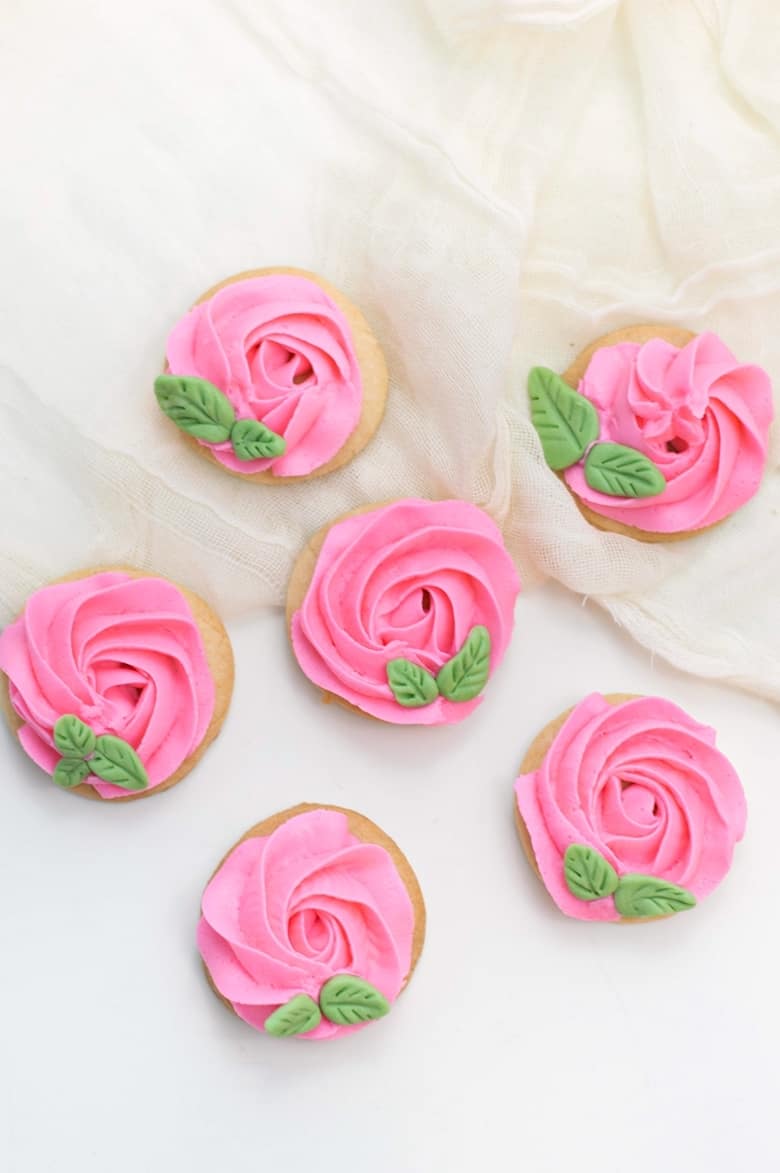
<box><xmin>290</xmin><ymin>499</ymin><xmax>521</xmax><ymax>724</ymax></box>
<box><xmin>564</xmin><ymin>333</ymin><xmax>773</xmax><ymax>531</ymax></box>
<box><xmin>197</xmin><ymin>809</ymin><xmax>416</xmax><ymax>1040</ymax></box>
<box><xmin>164</xmin><ymin>274</ymin><xmax>363</xmax><ymax>477</ymax></box>
<box><xmin>515</xmin><ymin>693</ymin><xmax>746</xmax><ymax>922</ymax></box>
<box><xmin>0</xmin><ymin>573</ymin><xmax>215</xmax><ymax>799</ymax></box>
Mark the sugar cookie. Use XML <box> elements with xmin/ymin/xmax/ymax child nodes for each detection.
<box><xmin>154</xmin><ymin>267</ymin><xmax>388</xmax><ymax>481</ymax></box>
<box><xmin>0</xmin><ymin>569</ymin><xmax>233</xmax><ymax>801</ymax></box>
<box><xmin>528</xmin><ymin>326</ymin><xmax>773</xmax><ymax>540</ymax></box>
<box><xmin>197</xmin><ymin>804</ymin><xmax>425</xmax><ymax>1040</ymax></box>
<box><xmin>514</xmin><ymin>692</ymin><xmax>746</xmax><ymax>922</ymax></box>
<box><xmin>287</xmin><ymin>498</ymin><xmax>521</xmax><ymax>724</ymax></box>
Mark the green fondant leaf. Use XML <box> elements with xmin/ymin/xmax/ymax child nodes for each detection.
<box><xmin>436</xmin><ymin>625</ymin><xmax>491</xmax><ymax>703</ymax></box>
<box><xmin>387</xmin><ymin>658</ymin><xmax>439</xmax><ymax>708</ymax></box>
<box><xmin>614</xmin><ymin>875</ymin><xmax>697</xmax><ymax>919</ymax></box>
<box><xmin>265</xmin><ymin>994</ymin><xmax>322</xmax><ymax>1038</ymax></box>
<box><xmin>584</xmin><ymin>443</ymin><xmax>666</xmax><ymax>499</ymax></box>
<box><xmin>564</xmin><ymin>844</ymin><xmax>619</xmax><ymax>902</ymax></box>
<box><xmin>53</xmin><ymin>758</ymin><xmax>91</xmax><ymax>789</ymax></box>
<box><xmin>53</xmin><ymin>714</ymin><xmax>96</xmax><ymax>759</ymax></box>
<box><xmin>528</xmin><ymin>366</ymin><xmax>600</xmax><ymax>471</ymax></box>
<box><xmin>90</xmin><ymin>735</ymin><xmax>148</xmax><ymax>791</ymax></box>
<box><xmin>154</xmin><ymin>374</ymin><xmax>235</xmax><ymax>443</ymax></box>
<box><xmin>230</xmin><ymin>417</ymin><xmax>286</xmax><ymax>461</ymax></box>
<box><xmin>319</xmin><ymin>975</ymin><xmax>390</xmax><ymax>1026</ymax></box>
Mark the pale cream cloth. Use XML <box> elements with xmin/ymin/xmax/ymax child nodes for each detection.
<box><xmin>1</xmin><ymin>0</ymin><xmax>778</xmax><ymax>697</ymax></box>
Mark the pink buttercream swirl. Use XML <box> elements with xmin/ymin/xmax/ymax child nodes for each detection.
<box><xmin>515</xmin><ymin>694</ymin><xmax>746</xmax><ymax>922</ymax></box>
<box><xmin>564</xmin><ymin>333</ymin><xmax>773</xmax><ymax>531</ymax></box>
<box><xmin>291</xmin><ymin>499</ymin><xmax>521</xmax><ymax>724</ymax></box>
<box><xmin>197</xmin><ymin>809</ymin><xmax>416</xmax><ymax>1040</ymax></box>
<box><xmin>0</xmin><ymin>573</ymin><xmax>215</xmax><ymax>799</ymax></box>
<box><xmin>165</xmin><ymin>274</ymin><xmax>363</xmax><ymax>476</ymax></box>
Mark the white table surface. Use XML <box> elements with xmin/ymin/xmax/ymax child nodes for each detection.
<box><xmin>1</xmin><ymin>583</ymin><xmax>777</xmax><ymax>1173</ymax></box>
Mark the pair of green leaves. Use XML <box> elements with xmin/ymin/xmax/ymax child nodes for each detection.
<box><xmin>564</xmin><ymin>844</ymin><xmax>696</xmax><ymax>919</ymax></box>
<box><xmin>264</xmin><ymin>975</ymin><xmax>390</xmax><ymax>1038</ymax></box>
<box><xmin>52</xmin><ymin>715</ymin><xmax>148</xmax><ymax>792</ymax></box>
<box><xmin>387</xmin><ymin>625</ymin><xmax>491</xmax><ymax>709</ymax></box>
<box><xmin>154</xmin><ymin>374</ymin><xmax>286</xmax><ymax>462</ymax></box>
<box><xmin>528</xmin><ymin>367</ymin><xmax>666</xmax><ymax>499</ymax></box>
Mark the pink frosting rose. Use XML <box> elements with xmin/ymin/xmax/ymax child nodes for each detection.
<box><xmin>565</xmin><ymin>332</ymin><xmax>773</xmax><ymax>531</ymax></box>
<box><xmin>0</xmin><ymin>573</ymin><xmax>215</xmax><ymax>799</ymax></box>
<box><xmin>515</xmin><ymin>694</ymin><xmax>746</xmax><ymax>922</ymax></box>
<box><xmin>290</xmin><ymin>499</ymin><xmax>521</xmax><ymax>724</ymax></box>
<box><xmin>197</xmin><ymin>809</ymin><xmax>416</xmax><ymax>1040</ymax></box>
<box><xmin>165</xmin><ymin>274</ymin><xmax>363</xmax><ymax>477</ymax></box>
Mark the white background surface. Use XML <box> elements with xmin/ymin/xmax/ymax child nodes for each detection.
<box><xmin>1</xmin><ymin>586</ymin><xmax>778</xmax><ymax>1173</ymax></box>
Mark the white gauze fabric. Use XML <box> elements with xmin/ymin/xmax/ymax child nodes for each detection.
<box><xmin>0</xmin><ymin>0</ymin><xmax>778</xmax><ymax>699</ymax></box>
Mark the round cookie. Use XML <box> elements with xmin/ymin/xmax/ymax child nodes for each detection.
<box><xmin>154</xmin><ymin>267</ymin><xmax>388</xmax><ymax>482</ymax></box>
<box><xmin>286</xmin><ymin>498</ymin><xmax>521</xmax><ymax>725</ymax></box>
<box><xmin>0</xmin><ymin>568</ymin><xmax>233</xmax><ymax>801</ymax></box>
<box><xmin>527</xmin><ymin>324</ymin><xmax>774</xmax><ymax>541</ymax></box>
<box><xmin>514</xmin><ymin>692</ymin><xmax>746</xmax><ymax>922</ymax></box>
<box><xmin>197</xmin><ymin>804</ymin><xmax>425</xmax><ymax>1040</ymax></box>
